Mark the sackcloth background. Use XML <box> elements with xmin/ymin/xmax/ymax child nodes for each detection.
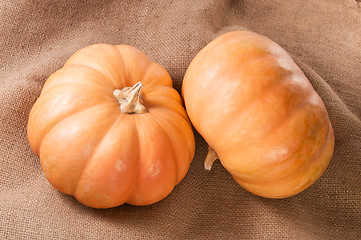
<box><xmin>1</xmin><ymin>0</ymin><xmax>360</xmax><ymax>239</ymax></box>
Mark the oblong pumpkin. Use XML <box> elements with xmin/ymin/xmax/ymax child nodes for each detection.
<box><xmin>28</xmin><ymin>44</ymin><xmax>195</xmax><ymax>208</ymax></box>
<box><xmin>182</xmin><ymin>31</ymin><xmax>334</xmax><ymax>198</ymax></box>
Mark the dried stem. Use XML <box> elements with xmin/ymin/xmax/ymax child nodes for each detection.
<box><xmin>204</xmin><ymin>146</ymin><xmax>219</xmax><ymax>170</ymax></box>
<box><xmin>113</xmin><ymin>82</ymin><xmax>146</xmax><ymax>114</ymax></box>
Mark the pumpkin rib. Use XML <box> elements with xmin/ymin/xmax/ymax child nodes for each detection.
<box><xmin>219</xmin><ymin>101</ymin><xmax>329</xmax><ymax>179</ymax></box>
<box><xmin>184</xmin><ymin>59</ymin><xmax>301</xmax><ymax>140</ymax></box>
<box><xmin>72</xmin><ymin>112</ymin><xmax>123</xmax><ymax>196</ymax></box>
<box><xmin>110</xmin><ymin>44</ymin><xmax>129</xmax><ymax>88</ymax></box>
<box><xmin>140</xmin><ymin>62</ymin><xmax>173</xmax><ymax>90</ymax></box>
<box><xmin>115</xmin><ymin>45</ymin><xmax>152</xmax><ymax>88</ymax></box>
<box><xmin>203</xmin><ymin>77</ymin><xmax>310</xmax><ymax>155</ymax></box>
<box><xmin>66</xmin><ymin>63</ymin><xmax>120</xmax><ymax>90</ymax></box>
<box><xmin>126</xmin><ymin>116</ymin><xmax>142</xmax><ymax>204</ymax></box>
<box><xmin>147</xmin><ymin>107</ymin><xmax>194</xmax><ymax>182</ymax></box>
<box><xmin>64</xmin><ymin>44</ymin><xmax>128</xmax><ymax>89</ymax></box>
<box><xmin>248</xmin><ymin>89</ymin><xmax>311</xmax><ymax>143</ymax></box>
<box><xmin>74</xmin><ymin>115</ymin><xmax>141</xmax><ymax>208</ymax></box>
<box><xmin>145</xmin><ymin>85</ymin><xmax>182</xmax><ymax>102</ymax></box>
<box><xmin>224</xmin><ymin>124</ymin><xmax>330</xmax><ymax>185</ymax></box>
<box><xmin>154</xmin><ymin>104</ymin><xmax>191</xmax><ymax>135</ymax></box>
<box><xmin>144</xmin><ymin>89</ymin><xmax>186</xmax><ymax>118</ymax></box>
<box><xmin>190</xmin><ymin>32</ymin><xmax>263</xmax><ymax>67</ymax></box>
<box><xmin>113</xmin><ymin>45</ymin><xmax>130</xmax><ymax>87</ymax></box>
<box><xmin>28</xmin><ymin>88</ymin><xmax>117</xmax><ymax>156</ymax></box>
<box><xmin>237</xmin><ymin>128</ymin><xmax>334</xmax><ymax>197</ymax></box>
<box><xmin>148</xmin><ymin>113</ymin><xmax>180</xmax><ymax>185</ymax></box>
<box><xmin>139</xmin><ymin>62</ymin><xmax>158</xmax><ymax>87</ymax></box>
<box><xmin>184</xmin><ymin>36</ymin><xmax>308</xmax><ymax>116</ymax></box>
<box><xmin>28</xmin><ymin>85</ymin><xmax>117</xmax><ymax>153</ymax></box>
<box><xmin>148</xmin><ymin>104</ymin><xmax>192</xmax><ymax>134</ymax></box>
<box><xmin>37</xmin><ymin>102</ymin><xmax>116</xmax><ymax>155</ymax></box>
<box><xmin>286</xmin><ymin>122</ymin><xmax>333</xmax><ymax>176</ymax></box>
<box><xmin>41</xmin><ymin>65</ymin><xmax>114</xmax><ymax>95</ymax></box>
<box><xmin>110</xmin><ymin>116</ymin><xmax>141</xmax><ymax>206</ymax></box>
<box><xmin>218</xmin><ymin>104</ymin><xmax>302</xmax><ymax>159</ymax></box>
<box><xmin>125</xmin><ymin>113</ymin><xmax>180</xmax><ymax>205</ymax></box>
<box><xmin>228</xmin><ymin>63</ymin><xmax>302</xmax><ymax>111</ymax></box>
<box><xmin>38</xmin><ymin>80</ymin><xmax>114</xmax><ymax>104</ymax></box>
<box><xmin>38</xmin><ymin>104</ymin><xmax>119</xmax><ymax>195</ymax></box>
<box><xmin>40</xmin><ymin>79</ymin><xmax>112</xmax><ymax>99</ymax></box>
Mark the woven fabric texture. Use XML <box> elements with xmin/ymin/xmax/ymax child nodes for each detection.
<box><xmin>1</xmin><ymin>0</ymin><xmax>360</xmax><ymax>239</ymax></box>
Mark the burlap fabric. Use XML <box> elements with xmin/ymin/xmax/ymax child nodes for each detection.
<box><xmin>1</xmin><ymin>0</ymin><xmax>360</xmax><ymax>239</ymax></box>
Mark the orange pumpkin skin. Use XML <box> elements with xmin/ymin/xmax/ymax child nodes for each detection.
<box><xmin>28</xmin><ymin>44</ymin><xmax>195</xmax><ymax>208</ymax></box>
<box><xmin>182</xmin><ymin>31</ymin><xmax>334</xmax><ymax>198</ymax></box>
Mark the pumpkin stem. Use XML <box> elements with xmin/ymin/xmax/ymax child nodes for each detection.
<box><xmin>204</xmin><ymin>146</ymin><xmax>218</xmax><ymax>170</ymax></box>
<box><xmin>113</xmin><ymin>82</ymin><xmax>146</xmax><ymax>114</ymax></box>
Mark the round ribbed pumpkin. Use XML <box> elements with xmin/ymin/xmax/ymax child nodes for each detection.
<box><xmin>28</xmin><ymin>44</ymin><xmax>195</xmax><ymax>208</ymax></box>
<box><xmin>182</xmin><ymin>31</ymin><xmax>334</xmax><ymax>198</ymax></box>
